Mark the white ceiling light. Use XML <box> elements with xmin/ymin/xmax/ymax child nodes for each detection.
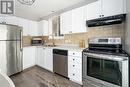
<box><xmin>17</xmin><ymin>0</ymin><xmax>36</xmax><ymax>5</ymax></box>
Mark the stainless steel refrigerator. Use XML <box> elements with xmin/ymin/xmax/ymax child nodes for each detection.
<box><xmin>0</xmin><ymin>24</ymin><xmax>23</xmax><ymax>76</ymax></box>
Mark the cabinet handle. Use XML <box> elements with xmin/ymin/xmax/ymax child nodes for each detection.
<box><xmin>73</xmin><ymin>65</ymin><xmax>75</xmax><ymax>67</ymax></box>
<box><xmin>73</xmin><ymin>53</ymin><xmax>75</xmax><ymax>55</ymax></box>
<box><xmin>73</xmin><ymin>59</ymin><xmax>75</xmax><ymax>61</ymax></box>
<box><xmin>73</xmin><ymin>74</ymin><xmax>75</xmax><ymax>76</ymax></box>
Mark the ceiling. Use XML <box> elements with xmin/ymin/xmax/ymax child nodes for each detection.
<box><xmin>15</xmin><ymin>0</ymin><xmax>89</xmax><ymax>21</ymax></box>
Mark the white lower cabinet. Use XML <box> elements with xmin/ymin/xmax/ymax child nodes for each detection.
<box><xmin>36</xmin><ymin>47</ymin><xmax>46</xmax><ymax>68</ymax></box>
<box><xmin>68</xmin><ymin>51</ymin><xmax>82</xmax><ymax>85</ymax></box>
<box><xmin>36</xmin><ymin>47</ymin><xmax>53</xmax><ymax>72</ymax></box>
<box><xmin>23</xmin><ymin>47</ymin><xmax>36</xmax><ymax>69</ymax></box>
<box><xmin>44</xmin><ymin>48</ymin><xmax>53</xmax><ymax>72</ymax></box>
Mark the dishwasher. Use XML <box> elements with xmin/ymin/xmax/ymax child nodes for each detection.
<box><xmin>53</xmin><ymin>49</ymin><xmax>68</xmax><ymax>77</ymax></box>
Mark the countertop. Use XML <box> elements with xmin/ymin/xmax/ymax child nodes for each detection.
<box><xmin>23</xmin><ymin>45</ymin><xmax>85</xmax><ymax>52</ymax></box>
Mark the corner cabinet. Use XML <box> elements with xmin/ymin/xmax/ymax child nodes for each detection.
<box><xmin>60</xmin><ymin>6</ymin><xmax>86</xmax><ymax>34</ymax></box>
<box><xmin>36</xmin><ymin>47</ymin><xmax>46</xmax><ymax>68</ymax></box>
<box><xmin>86</xmin><ymin>0</ymin><xmax>126</xmax><ymax>20</ymax></box>
<box><xmin>68</xmin><ymin>51</ymin><xmax>82</xmax><ymax>85</ymax></box>
<box><xmin>18</xmin><ymin>18</ymin><xmax>38</xmax><ymax>36</ymax></box>
<box><xmin>23</xmin><ymin>47</ymin><xmax>36</xmax><ymax>69</ymax></box>
<box><xmin>44</xmin><ymin>48</ymin><xmax>53</xmax><ymax>72</ymax></box>
<box><xmin>36</xmin><ymin>47</ymin><xmax>53</xmax><ymax>72</ymax></box>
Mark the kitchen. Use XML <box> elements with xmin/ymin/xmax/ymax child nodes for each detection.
<box><xmin>0</xmin><ymin>0</ymin><xmax>129</xmax><ymax>87</ymax></box>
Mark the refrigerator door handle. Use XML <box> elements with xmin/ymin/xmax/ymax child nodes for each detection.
<box><xmin>20</xmin><ymin>29</ymin><xmax>23</xmax><ymax>51</ymax></box>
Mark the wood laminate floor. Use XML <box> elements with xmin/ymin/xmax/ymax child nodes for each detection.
<box><xmin>10</xmin><ymin>66</ymin><xmax>82</xmax><ymax>87</ymax></box>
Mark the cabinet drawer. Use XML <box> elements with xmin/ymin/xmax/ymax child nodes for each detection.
<box><xmin>68</xmin><ymin>68</ymin><xmax>82</xmax><ymax>84</ymax></box>
<box><xmin>68</xmin><ymin>51</ymin><xmax>82</xmax><ymax>57</ymax></box>
<box><xmin>68</xmin><ymin>56</ymin><xmax>82</xmax><ymax>64</ymax></box>
<box><xmin>68</xmin><ymin>62</ymin><xmax>82</xmax><ymax>69</ymax></box>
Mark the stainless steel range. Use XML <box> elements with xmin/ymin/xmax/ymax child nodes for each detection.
<box><xmin>83</xmin><ymin>38</ymin><xmax>129</xmax><ymax>87</ymax></box>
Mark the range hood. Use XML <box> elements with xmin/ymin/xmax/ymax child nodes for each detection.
<box><xmin>86</xmin><ymin>14</ymin><xmax>126</xmax><ymax>27</ymax></box>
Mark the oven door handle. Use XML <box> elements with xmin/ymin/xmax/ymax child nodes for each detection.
<box><xmin>84</xmin><ymin>53</ymin><xmax>128</xmax><ymax>62</ymax></box>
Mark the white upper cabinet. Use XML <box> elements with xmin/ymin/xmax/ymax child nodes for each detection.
<box><xmin>85</xmin><ymin>0</ymin><xmax>101</xmax><ymax>20</ymax></box>
<box><xmin>86</xmin><ymin>0</ymin><xmax>126</xmax><ymax>20</ymax></box>
<box><xmin>28</xmin><ymin>20</ymin><xmax>38</xmax><ymax>36</ymax></box>
<box><xmin>18</xmin><ymin>18</ymin><xmax>38</xmax><ymax>36</ymax></box>
<box><xmin>43</xmin><ymin>20</ymin><xmax>49</xmax><ymax>36</ymax></box>
<box><xmin>18</xmin><ymin>18</ymin><xmax>29</xmax><ymax>36</ymax></box>
<box><xmin>60</xmin><ymin>6</ymin><xmax>86</xmax><ymax>34</ymax></box>
<box><xmin>6</xmin><ymin>16</ymin><xmax>18</xmax><ymax>25</ymax></box>
<box><xmin>0</xmin><ymin>15</ymin><xmax>18</xmax><ymax>25</ymax></box>
<box><xmin>102</xmin><ymin>0</ymin><xmax>124</xmax><ymax>17</ymax></box>
<box><xmin>38</xmin><ymin>20</ymin><xmax>49</xmax><ymax>36</ymax></box>
<box><xmin>38</xmin><ymin>21</ymin><xmax>43</xmax><ymax>36</ymax></box>
<box><xmin>72</xmin><ymin>6</ymin><xmax>86</xmax><ymax>33</ymax></box>
<box><xmin>60</xmin><ymin>10</ymin><xmax>72</xmax><ymax>34</ymax></box>
<box><xmin>0</xmin><ymin>15</ymin><xmax>38</xmax><ymax>36</ymax></box>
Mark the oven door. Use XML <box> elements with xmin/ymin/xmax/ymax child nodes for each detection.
<box><xmin>83</xmin><ymin>52</ymin><xmax>128</xmax><ymax>87</ymax></box>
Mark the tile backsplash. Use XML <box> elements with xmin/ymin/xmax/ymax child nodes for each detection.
<box><xmin>47</xmin><ymin>24</ymin><xmax>124</xmax><ymax>47</ymax></box>
<box><xmin>23</xmin><ymin>24</ymin><xmax>125</xmax><ymax>48</ymax></box>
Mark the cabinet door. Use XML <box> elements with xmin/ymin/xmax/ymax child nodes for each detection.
<box><xmin>18</xmin><ymin>18</ymin><xmax>29</xmax><ymax>36</ymax></box>
<box><xmin>85</xmin><ymin>0</ymin><xmax>101</xmax><ymax>20</ymax></box>
<box><xmin>0</xmin><ymin>15</ymin><xmax>18</xmax><ymax>25</ymax></box>
<box><xmin>38</xmin><ymin>21</ymin><xmax>43</xmax><ymax>36</ymax></box>
<box><xmin>36</xmin><ymin>48</ymin><xmax>45</xmax><ymax>68</ymax></box>
<box><xmin>0</xmin><ymin>15</ymin><xmax>6</xmax><ymax>23</ymax></box>
<box><xmin>44</xmin><ymin>48</ymin><xmax>53</xmax><ymax>72</ymax></box>
<box><xmin>38</xmin><ymin>20</ymin><xmax>49</xmax><ymax>36</ymax></box>
<box><xmin>102</xmin><ymin>0</ymin><xmax>124</xmax><ymax>17</ymax></box>
<box><xmin>6</xmin><ymin>16</ymin><xmax>18</xmax><ymax>25</ymax></box>
<box><xmin>28</xmin><ymin>20</ymin><xmax>38</xmax><ymax>36</ymax></box>
<box><xmin>60</xmin><ymin>10</ymin><xmax>72</xmax><ymax>34</ymax></box>
<box><xmin>23</xmin><ymin>47</ymin><xmax>36</xmax><ymax>69</ymax></box>
<box><xmin>43</xmin><ymin>20</ymin><xmax>49</xmax><ymax>36</ymax></box>
<box><xmin>72</xmin><ymin>6</ymin><xmax>86</xmax><ymax>33</ymax></box>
